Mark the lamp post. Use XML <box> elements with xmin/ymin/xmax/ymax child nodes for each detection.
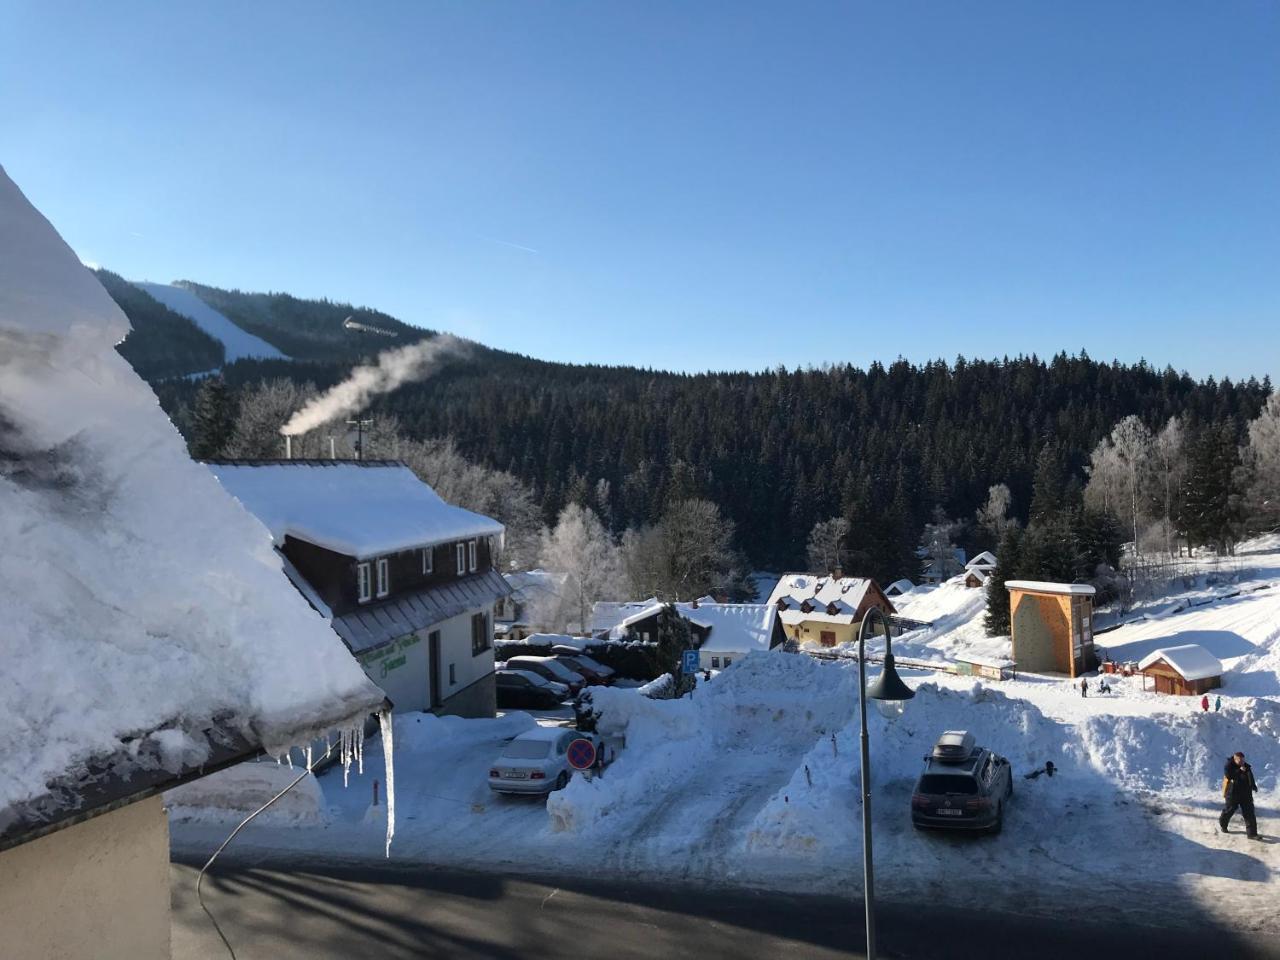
<box><xmin>857</xmin><ymin>606</ymin><xmax>914</xmax><ymax>960</ymax></box>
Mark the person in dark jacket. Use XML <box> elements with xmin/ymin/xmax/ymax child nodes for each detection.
<box><xmin>1219</xmin><ymin>751</ymin><xmax>1259</xmax><ymax>839</ymax></box>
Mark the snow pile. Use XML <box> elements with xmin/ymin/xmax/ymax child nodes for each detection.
<box><xmin>0</xmin><ymin>168</ymin><xmax>385</xmax><ymax>824</ymax></box>
<box><xmin>133</xmin><ymin>282</ymin><xmax>287</xmax><ymax>361</ymax></box>
<box><xmin>210</xmin><ymin>462</ymin><xmax>504</xmax><ymax>560</ymax></box>
<box><xmin>166</xmin><ymin>760</ymin><xmax>327</xmax><ymax>825</ymax></box>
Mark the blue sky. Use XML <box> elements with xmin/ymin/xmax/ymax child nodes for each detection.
<box><xmin>2</xmin><ymin>2</ymin><xmax>1277</xmax><ymax>380</ymax></box>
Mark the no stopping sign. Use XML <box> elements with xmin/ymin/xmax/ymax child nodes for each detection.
<box><xmin>566</xmin><ymin>738</ymin><xmax>598</xmax><ymax>770</ymax></box>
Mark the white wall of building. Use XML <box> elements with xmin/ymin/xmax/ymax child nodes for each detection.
<box><xmin>0</xmin><ymin>795</ymin><xmax>171</xmax><ymax>960</ymax></box>
<box><xmin>355</xmin><ymin>606</ymin><xmax>495</xmax><ymax>716</ymax></box>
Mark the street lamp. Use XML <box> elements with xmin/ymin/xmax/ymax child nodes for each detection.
<box><xmin>857</xmin><ymin>606</ymin><xmax>914</xmax><ymax>960</ymax></box>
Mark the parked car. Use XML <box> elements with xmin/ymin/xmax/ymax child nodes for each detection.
<box><xmin>488</xmin><ymin>727</ymin><xmax>601</xmax><ymax>795</ymax></box>
<box><xmin>495</xmin><ymin>669</ymin><xmax>570</xmax><ymax>709</ymax></box>
<box><xmin>550</xmin><ymin>650</ymin><xmax>615</xmax><ymax>686</ymax></box>
<box><xmin>911</xmin><ymin>730</ymin><xmax>1012</xmax><ymax>834</ymax></box>
<box><xmin>504</xmin><ymin>655</ymin><xmax>586</xmax><ymax>695</ymax></box>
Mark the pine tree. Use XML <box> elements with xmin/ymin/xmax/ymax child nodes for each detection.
<box><xmin>984</xmin><ymin>526</ymin><xmax>1022</xmax><ymax>635</ymax></box>
<box><xmin>1181</xmin><ymin>423</ymin><xmax>1241</xmax><ymax>553</ymax></box>
<box><xmin>190</xmin><ymin>375</ymin><xmax>236</xmax><ymax>460</ymax></box>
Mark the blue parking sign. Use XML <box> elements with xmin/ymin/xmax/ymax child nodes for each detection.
<box><xmin>681</xmin><ymin>649</ymin><xmax>700</xmax><ymax>674</ymax></box>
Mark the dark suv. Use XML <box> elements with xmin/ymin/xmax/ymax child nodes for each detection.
<box><xmin>911</xmin><ymin>730</ymin><xmax>1012</xmax><ymax>834</ymax></box>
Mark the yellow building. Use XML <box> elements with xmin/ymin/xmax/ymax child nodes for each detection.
<box><xmin>767</xmin><ymin>574</ymin><xmax>896</xmax><ymax>647</ymax></box>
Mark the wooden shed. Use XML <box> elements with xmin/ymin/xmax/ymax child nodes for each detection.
<box><xmin>1006</xmin><ymin>580</ymin><xmax>1096</xmax><ymax>678</ymax></box>
<box><xmin>1138</xmin><ymin>644</ymin><xmax>1223</xmax><ymax>696</ymax></box>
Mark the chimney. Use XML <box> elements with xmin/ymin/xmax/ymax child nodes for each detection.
<box><xmin>833</xmin><ymin>564</ymin><xmax>843</xmax><ymax>579</ymax></box>
<box><xmin>285</xmin><ymin>435</ymin><xmax>293</xmax><ymax>460</ymax></box>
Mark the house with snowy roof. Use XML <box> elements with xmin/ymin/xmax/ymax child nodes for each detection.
<box><xmin>209</xmin><ymin>459</ymin><xmax>510</xmax><ymax>718</ymax></box>
<box><xmin>962</xmin><ymin>551</ymin><xmax>998</xmax><ymax>588</ymax></box>
<box><xmin>0</xmin><ymin>167</ymin><xmax>388</xmax><ymax>959</ymax></box>
<box><xmin>766</xmin><ymin>575</ymin><xmax>896</xmax><ymax>647</ymax></box>
<box><xmin>1138</xmin><ymin>644</ymin><xmax>1223</xmax><ymax>696</ymax></box>
<box><xmin>496</xmin><ymin>569</ymin><xmax>569</xmax><ymax>639</ymax></box>
<box><xmin>589</xmin><ymin>599</ymin><xmax>784</xmax><ymax>669</ymax></box>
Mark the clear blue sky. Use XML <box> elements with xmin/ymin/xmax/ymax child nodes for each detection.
<box><xmin>2</xmin><ymin>2</ymin><xmax>1277</xmax><ymax>380</ymax></box>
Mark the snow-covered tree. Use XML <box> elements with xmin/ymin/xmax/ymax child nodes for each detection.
<box><xmin>1083</xmin><ymin>436</ymin><xmax>1125</xmax><ymax>517</ymax></box>
<box><xmin>1109</xmin><ymin>416</ymin><xmax>1154</xmax><ymax>556</ymax></box>
<box><xmin>1151</xmin><ymin>417</ymin><xmax>1186</xmax><ymax>557</ymax></box>
<box><xmin>975</xmin><ymin>483</ymin><xmax>1016</xmax><ymax>544</ymax></box>
<box><xmin>1240</xmin><ymin>392</ymin><xmax>1280</xmax><ymax>534</ymax></box>
<box><xmin>224</xmin><ymin>379</ymin><xmax>323</xmax><ymax>458</ymax></box>
<box><xmin>918</xmin><ymin>506</ymin><xmax>963</xmax><ymax>580</ymax></box>
<box><xmin>623</xmin><ymin>498</ymin><xmax>740</xmax><ymax>600</ymax></box>
<box><xmin>539</xmin><ymin>504</ymin><xmax>628</xmax><ymax>632</ymax></box>
<box><xmin>806</xmin><ymin>516</ymin><xmax>850</xmax><ymax>573</ymax></box>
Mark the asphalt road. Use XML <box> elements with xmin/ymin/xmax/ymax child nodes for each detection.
<box><xmin>171</xmin><ymin>859</ymin><xmax>1280</xmax><ymax>960</ymax></box>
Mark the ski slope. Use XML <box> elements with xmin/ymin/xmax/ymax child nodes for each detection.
<box><xmin>134</xmin><ymin>281</ymin><xmax>287</xmax><ymax>362</ymax></box>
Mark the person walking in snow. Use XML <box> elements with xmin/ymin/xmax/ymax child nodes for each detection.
<box><xmin>1080</xmin><ymin>678</ymin><xmax>1088</xmax><ymax>698</ymax></box>
<box><xmin>1200</xmin><ymin>694</ymin><xmax>1210</xmax><ymax>712</ymax></box>
<box><xmin>1214</xmin><ymin>696</ymin><xmax>1222</xmax><ymax>713</ymax></box>
<box><xmin>1219</xmin><ymin>751</ymin><xmax>1259</xmax><ymax>840</ymax></box>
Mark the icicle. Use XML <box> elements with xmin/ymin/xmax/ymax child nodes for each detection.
<box><xmin>378</xmin><ymin>707</ymin><xmax>395</xmax><ymax>857</ymax></box>
<box><xmin>357</xmin><ymin>726</ymin><xmax>365</xmax><ymax>775</ymax></box>
<box><xmin>341</xmin><ymin>728</ymin><xmax>352</xmax><ymax>788</ymax></box>
<box><xmin>285</xmin><ymin>749</ymin><xmax>294</xmax><ymax>770</ymax></box>
<box><xmin>323</xmin><ymin>733</ymin><xmax>332</xmax><ymax>761</ymax></box>
<box><xmin>305</xmin><ymin>744</ymin><xmax>313</xmax><ymax>771</ymax></box>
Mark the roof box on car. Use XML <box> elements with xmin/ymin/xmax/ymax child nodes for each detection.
<box><xmin>932</xmin><ymin>730</ymin><xmax>976</xmax><ymax>762</ymax></box>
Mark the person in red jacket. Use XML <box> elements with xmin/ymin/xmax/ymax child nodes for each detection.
<box><xmin>1219</xmin><ymin>752</ymin><xmax>1259</xmax><ymax>839</ymax></box>
<box><xmin>1200</xmin><ymin>694</ymin><xmax>1210</xmax><ymax>712</ymax></box>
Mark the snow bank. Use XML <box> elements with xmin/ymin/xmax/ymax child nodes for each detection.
<box><xmin>165</xmin><ymin>760</ymin><xmax>327</xmax><ymax>825</ymax></box>
<box><xmin>0</xmin><ymin>167</ymin><xmax>385</xmax><ymax>819</ymax></box>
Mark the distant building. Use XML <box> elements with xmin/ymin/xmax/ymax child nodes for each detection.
<box><xmin>767</xmin><ymin>575</ymin><xmax>896</xmax><ymax>648</ymax></box>
<box><xmin>210</xmin><ymin>460</ymin><xmax>510</xmax><ymax>718</ymax></box>
<box><xmin>966</xmin><ymin>551</ymin><xmax>998</xmax><ymax>572</ymax></box>
<box><xmin>1138</xmin><ymin>644</ymin><xmax>1223</xmax><ymax>696</ymax></box>
<box><xmin>1006</xmin><ymin>580</ymin><xmax>1096</xmax><ymax>677</ymax></box>
<box><xmin>588</xmin><ymin>598</ymin><xmax>785</xmax><ymax>668</ymax></box>
<box><xmin>962</xmin><ymin>568</ymin><xmax>990</xmax><ymax>589</ymax></box>
<box><xmin>495</xmin><ymin>569</ymin><xmax>568</xmax><ymax>640</ymax></box>
<box><xmin>885</xmin><ymin>578</ymin><xmax>915</xmax><ymax>598</ymax></box>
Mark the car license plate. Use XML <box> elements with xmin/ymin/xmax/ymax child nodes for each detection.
<box><xmin>936</xmin><ymin>808</ymin><xmax>962</xmax><ymax>816</ymax></box>
<box><xmin>504</xmin><ymin>772</ymin><xmax>528</xmax><ymax>779</ymax></box>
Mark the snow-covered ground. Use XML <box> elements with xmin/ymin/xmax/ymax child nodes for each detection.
<box><xmin>170</xmin><ymin>537</ymin><xmax>1280</xmax><ymax>933</ymax></box>
<box><xmin>134</xmin><ymin>281</ymin><xmax>287</xmax><ymax>362</ymax></box>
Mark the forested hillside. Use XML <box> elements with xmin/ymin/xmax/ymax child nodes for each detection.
<box><xmin>99</xmin><ymin>270</ymin><xmax>224</xmax><ymax>379</ymax></box>
<box><xmin>108</xmin><ymin>278</ymin><xmax>1273</xmax><ymax>581</ymax></box>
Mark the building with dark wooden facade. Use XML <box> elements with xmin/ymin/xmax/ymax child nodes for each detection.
<box><xmin>208</xmin><ymin>459</ymin><xmax>510</xmax><ymax>718</ymax></box>
<box><xmin>1138</xmin><ymin>644</ymin><xmax>1224</xmax><ymax>696</ymax></box>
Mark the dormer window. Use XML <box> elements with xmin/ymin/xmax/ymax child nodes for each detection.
<box><xmin>357</xmin><ymin>562</ymin><xmax>372</xmax><ymax>603</ymax></box>
<box><xmin>456</xmin><ymin>542</ymin><xmax>466</xmax><ymax>574</ymax></box>
<box><xmin>467</xmin><ymin>539</ymin><xmax>477</xmax><ymax>572</ymax></box>
<box><xmin>422</xmin><ymin>547</ymin><xmax>433</xmax><ymax>575</ymax></box>
<box><xmin>375</xmin><ymin>558</ymin><xmax>390</xmax><ymax>598</ymax></box>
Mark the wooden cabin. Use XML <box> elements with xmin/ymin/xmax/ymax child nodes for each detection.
<box><xmin>1006</xmin><ymin>580</ymin><xmax>1096</xmax><ymax>678</ymax></box>
<box><xmin>1138</xmin><ymin>644</ymin><xmax>1223</xmax><ymax>696</ymax></box>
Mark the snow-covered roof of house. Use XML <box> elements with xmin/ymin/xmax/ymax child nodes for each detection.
<box><xmin>963</xmin><ymin>569</ymin><xmax>991</xmax><ymax>585</ymax></box>
<box><xmin>885</xmin><ymin>578</ymin><xmax>915</xmax><ymax>596</ymax></box>
<box><xmin>504</xmin><ymin>569</ymin><xmax>566</xmax><ymax>604</ymax></box>
<box><xmin>208</xmin><ymin>460</ymin><xmax>504</xmax><ymax>560</ymax></box>
<box><xmin>765</xmin><ymin>574</ymin><xmax>894</xmax><ymax>624</ymax></box>
<box><xmin>1138</xmin><ymin>644</ymin><xmax>1224</xmax><ymax>681</ymax></box>
<box><xmin>1005</xmin><ymin>580</ymin><xmax>1095</xmax><ymax>597</ymax></box>
<box><xmin>692</xmin><ymin>604</ymin><xmax>779</xmax><ymax>654</ymax></box>
<box><xmin>966</xmin><ymin>551</ymin><xmax>998</xmax><ymax>570</ymax></box>
<box><xmin>0</xmin><ymin>167</ymin><xmax>385</xmax><ymax>848</ymax></box>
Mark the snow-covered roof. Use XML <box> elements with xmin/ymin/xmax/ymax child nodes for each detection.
<box><xmin>0</xmin><ymin>167</ymin><xmax>384</xmax><ymax>843</ymax></box>
<box><xmin>885</xmin><ymin>578</ymin><xmax>915</xmax><ymax>596</ymax></box>
<box><xmin>693</xmin><ymin>604</ymin><xmax>779</xmax><ymax>654</ymax></box>
<box><xmin>966</xmin><ymin>551</ymin><xmax>998</xmax><ymax>570</ymax></box>
<box><xmin>766</xmin><ymin>574</ymin><xmax>893</xmax><ymax>624</ymax></box>
<box><xmin>209</xmin><ymin>460</ymin><xmax>504</xmax><ymax>560</ymax></box>
<box><xmin>1138</xmin><ymin>644</ymin><xmax>1224</xmax><ymax>681</ymax></box>
<box><xmin>1005</xmin><ymin>580</ymin><xmax>1095</xmax><ymax>596</ymax></box>
<box><xmin>504</xmin><ymin>569</ymin><xmax>566</xmax><ymax>604</ymax></box>
<box><xmin>964</xmin><ymin>569</ymin><xmax>990</xmax><ymax>585</ymax></box>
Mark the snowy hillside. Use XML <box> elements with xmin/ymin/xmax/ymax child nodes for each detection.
<box><xmin>133</xmin><ymin>281</ymin><xmax>287</xmax><ymax>362</ymax></box>
<box><xmin>0</xmin><ymin>167</ymin><xmax>383</xmax><ymax>819</ymax></box>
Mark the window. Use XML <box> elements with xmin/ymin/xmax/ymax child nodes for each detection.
<box><xmin>422</xmin><ymin>548</ymin><xmax>433</xmax><ymax>575</ymax></box>
<box><xmin>711</xmin><ymin>657</ymin><xmax>721</xmax><ymax>669</ymax></box>
<box><xmin>449</xmin><ymin>663</ymin><xmax>456</xmax><ymax>686</ymax></box>
<box><xmin>471</xmin><ymin>612</ymin><xmax>491</xmax><ymax>655</ymax></box>
<box><xmin>467</xmin><ymin>538</ymin><xmax>477</xmax><ymax>572</ymax></box>
<box><xmin>456</xmin><ymin>542</ymin><xmax>466</xmax><ymax>574</ymax></box>
<box><xmin>375</xmin><ymin>558</ymin><xmax>390</xmax><ymax>598</ymax></box>
<box><xmin>356</xmin><ymin>562</ymin><xmax>371</xmax><ymax>603</ymax></box>
<box><xmin>723</xmin><ymin>657</ymin><xmax>733</xmax><ymax>668</ymax></box>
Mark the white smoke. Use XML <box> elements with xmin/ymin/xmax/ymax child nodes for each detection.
<box><xmin>280</xmin><ymin>334</ymin><xmax>471</xmax><ymax>437</ymax></box>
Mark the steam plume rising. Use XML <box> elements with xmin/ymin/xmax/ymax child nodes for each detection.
<box><xmin>280</xmin><ymin>334</ymin><xmax>470</xmax><ymax>437</ymax></box>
